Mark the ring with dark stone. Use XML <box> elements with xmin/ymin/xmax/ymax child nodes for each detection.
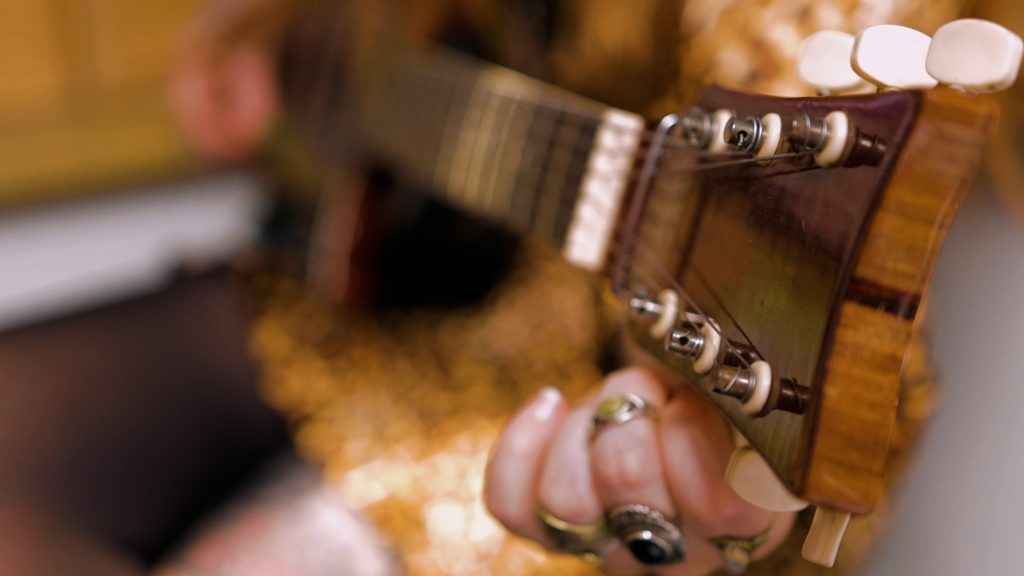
<box><xmin>606</xmin><ymin>504</ymin><xmax>685</xmax><ymax>566</ymax></box>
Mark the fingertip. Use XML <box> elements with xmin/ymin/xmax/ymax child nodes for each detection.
<box><xmin>484</xmin><ymin>387</ymin><xmax>567</xmax><ymax>539</ymax></box>
<box><xmin>529</xmin><ymin>387</ymin><xmax>566</xmax><ymax>422</ymax></box>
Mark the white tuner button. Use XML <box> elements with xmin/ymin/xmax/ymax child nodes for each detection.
<box><xmin>798</xmin><ymin>30</ymin><xmax>873</xmax><ymax>95</ymax></box>
<box><xmin>853</xmin><ymin>25</ymin><xmax>938</xmax><ymax>90</ymax></box>
<box><xmin>927</xmin><ymin>19</ymin><xmax>1023</xmax><ymax>93</ymax></box>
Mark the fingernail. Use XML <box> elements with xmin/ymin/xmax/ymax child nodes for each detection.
<box><xmin>530</xmin><ymin>387</ymin><xmax>563</xmax><ymax>421</ymax></box>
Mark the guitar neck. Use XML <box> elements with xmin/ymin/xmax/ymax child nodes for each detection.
<box><xmin>352</xmin><ymin>50</ymin><xmax>645</xmax><ymax>272</ymax></box>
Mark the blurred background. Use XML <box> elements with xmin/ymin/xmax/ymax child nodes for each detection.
<box><xmin>1</xmin><ymin>1</ymin><xmax>1024</xmax><ymax>575</ymax></box>
<box><xmin>1</xmin><ymin>2</ymin><xmax>205</xmax><ymax>204</ymax></box>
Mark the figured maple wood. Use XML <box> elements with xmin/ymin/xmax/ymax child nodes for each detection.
<box><xmin>802</xmin><ymin>88</ymin><xmax>996</xmax><ymax>514</ymax></box>
<box><xmin>853</xmin><ymin>89</ymin><xmax>998</xmax><ymax>293</ymax></box>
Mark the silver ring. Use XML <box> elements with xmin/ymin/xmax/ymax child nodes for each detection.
<box><xmin>538</xmin><ymin>508</ymin><xmax>609</xmax><ymax>563</ymax></box>
<box><xmin>590</xmin><ymin>393</ymin><xmax>656</xmax><ymax>441</ymax></box>
<box><xmin>606</xmin><ymin>504</ymin><xmax>685</xmax><ymax>566</ymax></box>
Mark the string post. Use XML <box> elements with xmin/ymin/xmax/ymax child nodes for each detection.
<box><xmin>629</xmin><ymin>294</ymin><xmax>665</xmax><ymax>317</ymax></box>
<box><xmin>845</xmin><ymin>131</ymin><xmax>888</xmax><ymax>167</ymax></box>
<box><xmin>790</xmin><ymin>114</ymin><xmax>830</xmax><ymax>153</ymax></box>
<box><xmin>776</xmin><ymin>378</ymin><xmax>811</xmax><ymax>415</ymax></box>
<box><xmin>714</xmin><ymin>360</ymin><xmax>773</xmax><ymax>416</ymax></box>
<box><xmin>791</xmin><ymin>112</ymin><xmax>886</xmax><ymax>167</ymax></box>
<box><xmin>667</xmin><ymin>323</ymin><xmax>706</xmax><ymax>359</ymax></box>
<box><xmin>713</xmin><ymin>365</ymin><xmax>757</xmax><ymax>402</ymax></box>
<box><xmin>724</xmin><ymin>116</ymin><xmax>765</xmax><ymax>154</ymax></box>
<box><xmin>680</xmin><ymin>107</ymin><xmax>713</xmax><ymax>149</ymax></box>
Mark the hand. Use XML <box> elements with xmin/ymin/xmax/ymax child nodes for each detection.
<box><xmin>485</xmin><ymin>367</ymin><xmax>795</xmax><ymax>575</ymax></box>
<box><xmin>169</xmin><ymin>0</ymin><xmax>284</xmax><ymax>162</ymax></box>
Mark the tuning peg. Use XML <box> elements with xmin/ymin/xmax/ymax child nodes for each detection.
<box><xmin>798</xmin><ymin>31</ymin><xmax>873</xmax><ymax>95</ymax></box>
<box><xmin>927</xmin><ymin>19</ymin><xmax>1023</xmax><ymax>93</ymax></box>
<box><xmin>852</xmin><ymin>25</ymin><xmax>938</xmax><ymax>90</ymax></box>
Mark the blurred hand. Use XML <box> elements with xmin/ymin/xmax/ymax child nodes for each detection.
<box><xmin>169</xmin><ymin>0</ymin><xmax>283</xmax><ymax>162</ymax></box>
<box><xmin>485</xmin><ymin>367</ymin><xmax>795</xmax><ymax>575</ymax></box>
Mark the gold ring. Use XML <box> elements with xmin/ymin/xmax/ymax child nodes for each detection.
<box><xmin>538</xmin><ymin>508</ymin><xmax>609</xmax><ymax>562</ymax></box>
<box><xmin>590</xmin><ymin>393</ymin><xmax>657</xmax><ymax>441</ymax></box>
<box><xmin>710</xmin><ymin>526</ymin><xmax>772</xmax><ymax>575</ymax></box>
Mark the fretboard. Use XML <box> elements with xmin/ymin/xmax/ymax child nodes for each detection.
<box><xmin>353</xmin><ymin>50</ymin><xmax>645</xmax><ymax>271</ymax></box>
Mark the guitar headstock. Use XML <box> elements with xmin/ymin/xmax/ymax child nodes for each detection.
<box><xmin>615</xmin><ymin>76</ymin><xmax>999</xmax><ymax>535</ymax></box>
<box><xmin>604</xmin><ymin>19</ymin><xmax>1021</xmax><ymax>564</ymax></box>
<box><xmin>617</xmin><ymin>85</ymin><xmax>918</xmax><ymax>503</ymax></box>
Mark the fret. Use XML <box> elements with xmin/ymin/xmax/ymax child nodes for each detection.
<box><xmin>552</xmin><ymin>118</ymin><xmax>599</xmax><ymax>245</ymax></box>
<box><xmin>511</xmin><ymin>105</ymin><xmax>559</xmax><ymax>233</ymax></box>
<box><xmin>431</xmin><ymin>77</ymin><xmax>470</xmax><ymax>194</ymax></box>
<box><xmin>533</xmin><ymin>112</ymin><xmax>583</xmax><ymax>245</ymax></box>
<box><xmin>464</xmin><ymin>92</ymin><xmax>506</xmax><ymax>217</ymax></box>
<box><xmin>353</xmin><ymin>50</ymin><xmax>644</xmax><ymax>269</ymax></box>
<box><xmin>445</xmin><ymin>79</ymin><xmax>490</xmax><ymax>209</ymax></box>
<box><xmin>482</xmin><ymin>98</ymin><xmax>525</xmax><ymax>226</ymax></box>
<box><xmin>406</xmin><ymin>68</ymin><xmax>450</xmax><ymax>185</ymax></box>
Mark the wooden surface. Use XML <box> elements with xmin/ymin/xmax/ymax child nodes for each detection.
<box><xmin>803</xmin><ymin>88</ymin><xmax>997</xmax><ymax>514</ymax></box>
<box><xmin>0</xmin><ymin>0</ymin><xmax>205</xmax><ymax>205</ymax></box>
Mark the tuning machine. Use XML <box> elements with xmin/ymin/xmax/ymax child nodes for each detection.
<box><xmin>853</xmin><ymin>25</ymin><xmax>939</xmax><ymax>91</ymax></box>
<box><xmin>801</xmin><ymin>20</ymin><xmax>1021</xmax><ymax>95</ymax></box>
<box><xmin>798</xmin><ymin>30</ymin><xmax>874</xmax><ymax>96</ymax></box>
<box><xmin>630</xmin><ymin>290</ymin><xmax>722</xmax><ymax>373</ymax></box>
<box><xmin>927</xmin><ymin>19</ymin><xmax>1022</xmax><ymax>94</ymax></box>
<box><xmin>790</xmin><ymin>112</ymin><xmax>886</xmax><ymax>168</ymax></box>
<box><xmin>679</xmin><ymin>107</ymin><xmax>736</xmax><ymax>153</ymax></box>
<box><xmin>632</xmin><ymin>290</ymin><xmax>808</xmax><ymax>416</ymax></box>
<box><xmin>665</xmin><ymin>316</ymin><xmax>720</xmax><ymax>375</ymax></box>
<box><xmin>724</xmin><ymin>114</ymin><xmax>783</xmax><ymax>159</ymax></box>
<box><xmin>680</xmin><ymin>107</ymin><xmax>713</xmax><ymax>149</ymax></box>
<box><xmin>670</xmin><ymin>321</ymin><xmax>777</xmax><ymax>416</ymax></box>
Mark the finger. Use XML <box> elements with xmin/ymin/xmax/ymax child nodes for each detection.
<box><xmin>658</xmin><ymin>386</ymin><xmax>774</xmax><ymax>538</ymax></box>
<box><xmin>219</xmin><ymin>46</ymin><xmax>279</xmax><ymax>159</ymax></box>
<box><xmin>589</xmin><ymin>368</ymin><xmax>680</xmax><ymax>573</ymax></box>
<box><xmin>484</xmin><ymin>387</ymin><xmax>567</xmax><ymax>543</ymax></box>
<box><xmin>590</xmin><ymin>368</ymin><xmax>673</xmax><ymax>512</ymax></box>
<box><xmin>536</xmin><ymin>396</ymin><xmax>603</xmax><ymax>530</ymax></box>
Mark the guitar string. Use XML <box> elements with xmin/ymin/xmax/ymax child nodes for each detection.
<box><xmin>403</xmin><ymin>60</ymin><xmax>756</xmax><ymax>156</ymax></box>
<box><xmin>398</xmin><ymin>65</ymin><xmax>811</xmax><ymax>178</ymax></box>
<box><xmin>307</xmin><ymin>46</ymin><xmax>782</xmax><ymax>183</ymax></box>
<box><xmin>302</xmin><ymin>37</ymin><xmax>780</xmax><ymax>367</ymax></box>
<box><xmin>413</xmin><ymin>86</ymin><xmax>808</xmax><ymax>187</ymax></box>
<box><xmin>625</xmin><ymin>247</ymin><xmax>755</xmax><ymax>371</ymax></box>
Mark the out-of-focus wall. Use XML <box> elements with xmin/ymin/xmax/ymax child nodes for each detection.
<box><xmin>0</xmin><ymin>1</ymin><xmax>206</xmax><ymax>205</ymax></box>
